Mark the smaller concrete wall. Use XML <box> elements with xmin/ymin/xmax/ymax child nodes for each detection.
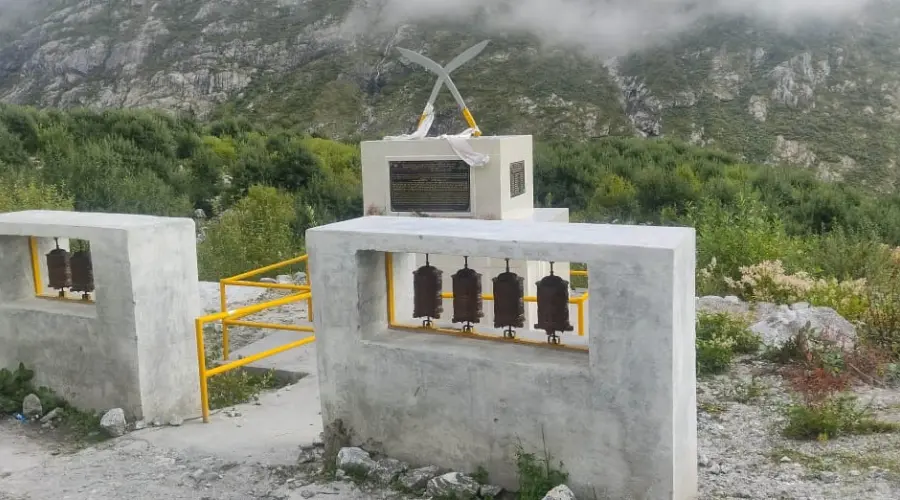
<box><xmin>0</xmin><ymin>211</ymin><xmax>201</xmax><ymax>422</ymax></box>
<box><xmin>308</xmin><ymin>216</ymin><xmax>697</xmax><ymax>500</ymax></box>
<box><xmin>361</xmin><ymin>135</ymin><xmax>534</xmax><ymax>220</ymax></box>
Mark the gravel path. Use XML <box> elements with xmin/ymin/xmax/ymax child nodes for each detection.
<box><xmin>4</xmin><ymin>359</ymin><xmax>900</xmax><ymax>499</ymax></box>
<box><xmin>697</xmin><ymin>358</ymin><xmax>900</xmax><ymax>500</ymax></box>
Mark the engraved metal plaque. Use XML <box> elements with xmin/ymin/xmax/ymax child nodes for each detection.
<box><xmin>510</xmin><ymin>160</ymin><xmax>526</xmax><ymax>198</ymax></box>
<box><xmin>389</xmin><ymin>160</ymin><xmax>471</xmax><ymax>212</ymax></box>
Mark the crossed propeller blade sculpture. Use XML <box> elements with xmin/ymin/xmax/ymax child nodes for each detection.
<box><xmin>397</xmin><ymin>40</ymin><xmax>490</xmax><ymax>137</ymax></box>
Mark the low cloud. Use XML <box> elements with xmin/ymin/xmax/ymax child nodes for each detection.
<box><xmin>341</xmin><ymin>0</ymin><xmax>875</xmax><ymax>56</ymax></box>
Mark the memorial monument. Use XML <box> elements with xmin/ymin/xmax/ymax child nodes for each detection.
<box><xmin>360</xmin><ymin>42</ymin><xmax>570</xmax><ymax>330</ymax></box>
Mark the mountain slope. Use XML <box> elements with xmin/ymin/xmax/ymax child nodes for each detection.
<box><xmin>2</xmin><ymin>0</ymin><xmax>900</xmax><ymax>190</ymax></box>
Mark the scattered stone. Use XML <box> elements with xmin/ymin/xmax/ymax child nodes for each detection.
<box><xmin>292</xmin><ymin>272</ymin><xmax>307</xmax><ymax>284</ymax></box>
<box><xmin>134</xmin><ymin>420</ymin><xmax>147</xmax><ymax>430</ymax></box>
<box><xmin>275</xmin><ymin>274</ymin><xmax>292</xmax><ymax>284</ymax></box>
<box><xmin>751</xmin><ymin>305</ymin><xmax>856</xmax><ymax>348</ymax></box>
<box><xmin>300</xmin><ymin>491</ymin><xmax>315</xmax><ymax>499</ymax></box>
<box><xmin>480</xmin><ymin>483</ymin><xmax>504</xmax><ymax>497</ymax></box>
<box><xmin>224</xmin><ymin>409</ymin><xmax>241</xmax><ymax>418</ymax></box>
<box><xmin>335</xmin><ymin>447</ymin><xmax>377</xmax><ymax>475</ymax></box>
<box><xmin>39</xmin><ymin>407</ymin><xmax>62</xmax><ymax>424</ymax></box>
<box><xmin>99</xmin><ymin>408</ymin><xmax>127</xmax><ymax>437</ymax></box>
<box><xmin>699</xmin><ymin>454</ymin><xmax>711</xmax><ymax>467</ymax></box>
<box><xmin>425</xmin><ymin>472</ymin><xmax>480</xmax><ymax>500</ymax></box>
<box><xmin>22</xmin><ymin>394</ymin><xmax>42</xmax><ymax>418</ymax></box>
<box><xmin>398</xmin><ymin>465</ymin><xmax>440</xmax><ymax>491</ymax></box>
<box><xmin>370</xmin><ymin>457</ymin><xmax>407</xmax><ymax>484</ymax></box>
<box><xmin>169</xmin><ymin>415</ymin><xmax>184</xmax><ymax>426</ymax></box>
<box><xmin>542</xmin><ymin>484</ymin><xmax>576</xmax><ymax>500</ymax></box>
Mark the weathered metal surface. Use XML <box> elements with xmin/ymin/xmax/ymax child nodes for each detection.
<box><xmin>493</xmin><ymin>270</ymin><xmax>525</xmax><ymax>338</ymax></box>
<box><xmin>413</xmin><ymin>263</ymin><xmax>443</xmax><ymax>327</ymax></box>
<box><xmin>451</xmin><ymin>264</ymin><xmax>483</xmax><ymax>331</ymax></box>
<box><xmin>70</xmin><ymin>250</ymin><xmax>94</xmax><ymax>298</ymax></box>
<box><xmin>534</xmin><ymin>274</ymin><xmax>574</xmax><ymax>344</ymax></box>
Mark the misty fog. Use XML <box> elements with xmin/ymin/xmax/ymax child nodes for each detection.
<box><xmin>341</xmin><ymin>0</ymin><xmax>877</xmax><ymax>56</ymax></box>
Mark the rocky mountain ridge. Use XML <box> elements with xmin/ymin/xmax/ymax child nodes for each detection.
<box><xmin>2</xmin><ymin>0</ymin><xmax>900</xmax><ymax>189</ymax></box>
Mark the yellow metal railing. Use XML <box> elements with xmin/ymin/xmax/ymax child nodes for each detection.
<box><xmin>219</xmin><ymin>254</ymin><xmax>313</xmax><ymax>360</ymax></box>
<box><xmin>195</xmin><ymin>255</ymin><xmax>316</xmax><ymax>423</ymax></box>
<box><xmin>385</xmin><ymin>253</ymin><xmax>590</xmax><ymax>350</ymax></box>
<box><xmin>194</xmin><ymin>253</ymin><xmax>588</xmax><ymax>421</ymax></box>
<box><xmin>28</xmin><ymin>236</ymin><xmax>95</xmax><ymax>303</ymax></box>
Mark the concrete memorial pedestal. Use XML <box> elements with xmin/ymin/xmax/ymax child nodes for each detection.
<box><xmin>360</xmin><ymin>135</ymin><xmax>570</xmax><ymax>330</ymax></box>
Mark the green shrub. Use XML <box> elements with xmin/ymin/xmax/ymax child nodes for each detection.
<box><xmin>696</xmin><ymin>312</ymin><xmax>760</xmax><ymax>376</ymax></box>
<box><xmin>783</xmin><ymin>394</ymin><xmax>899</xmax><ymax>441</ymax></box>
<box><xmin>197</xmin><ymin>185</ymin><xmax>302</xmax><ymax>280</ymax></box>
<box><xmin>0</xmin><ymin>170</ymin><xmax>74</xmax><ymax>212</ymax></box>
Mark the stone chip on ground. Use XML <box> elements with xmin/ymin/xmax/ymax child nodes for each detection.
<box><xmin>542</xmin><ymin>484</ymin><xmax>576</xmax><ymax>500</ymax></box>
<box><xmin>99</xmin><ymin>408</ymin><xmax>126</xmax><ymax>437</ymax></box>
<box><xmin>398</xmin><ymin>464</ymin><xmax>440</xmax><ymax>491</ymax></box>
<box><xmin>21</xmin><ymin>394</ymin><xmax>42</xmax><ymax>419</ymax></box>
<box><xmin>335</xmin><ymin>447</ymin><xmax>377</xmax><ymax>475</ymax></box>
<box><xmin>425</xmin><ymin>472</ymin><xmax>480</xmax><ymax>499</ymax></box>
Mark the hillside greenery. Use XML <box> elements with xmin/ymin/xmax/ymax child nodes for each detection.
<box><xmin>4</xmin><ymin>102</ymin><xmax>900</xmax><ymax>438</ymax></box>
<box><xmin>1</xmin><ymin>102</ymin><xmax>900</xmax><ymax>283</ymax></box>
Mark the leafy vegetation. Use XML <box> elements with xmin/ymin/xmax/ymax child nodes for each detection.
<box><xmin>0</xmin><ymin>362</ymin><xmax>104</xmax><ymax>442</ymax></box>
<box><xmin>696</xmin><ymin>312</ymin><xmax>760</xmax><ymax>376</ymax></box>
<box><xmin>6</xmin><ymin>102</ymin><xmax>900</xmax><ymax>442</ymax></box>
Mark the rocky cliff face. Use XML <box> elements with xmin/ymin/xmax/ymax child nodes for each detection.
<box><xmin>2</xmin><ymin>0</ymin><xmax>900</xmax><ymax>189</ymax></box>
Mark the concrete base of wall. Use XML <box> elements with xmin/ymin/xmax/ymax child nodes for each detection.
<box><xmin>0</xmin><ymin>210</ymin><xmax>202</xmax><ymax>422</ymax></box>
<box><xmin>308</xmin><ymin>216</ymin><xmax>698</xmax><ymax>499</ymax></box>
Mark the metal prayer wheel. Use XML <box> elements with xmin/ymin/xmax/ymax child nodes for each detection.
<box><xmin>451</xmin><ymin>257</ymin><xmax>483</xmax><ymax>333</ymax></box>
<box><xmin>45</xmin><ymin>239</ymin><xmax>71</xmax><ymax>296</ymax></box>
<box><xmin>70</xmin><ymin>250</ymin><xmax>94</xmax><ymax>300</ymax></box>
<box><xmin>492</xmin><ymin>259</ymin><xmax>525</xmax><ymax>339</ymax></box>
<box><xmin>413</xmin><ymin>254</ymin><xmax>443</xmax><ymax>327</ymax></box>
<box><xmin>534</xmin><ymin>262</ymin><xmax>573</xmax><ymax>344</ymax></box>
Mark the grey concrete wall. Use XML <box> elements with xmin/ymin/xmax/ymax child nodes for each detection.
<box><xmin>308</xmin><ymin>216</ymin><xmax>697</xmax><ymax>500</ymax></box>
<box><xmin>0</xmin><ymin>210</ymin><xmax>201</xmax><ymax>422</ymax></box>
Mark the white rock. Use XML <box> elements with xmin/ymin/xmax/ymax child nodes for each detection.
<box><xmin>40</xmin><ymin>407</ymin><xmax>63</xmax><ymax>423</ymax></box>
<box><xmin>398</xmin><ymin>465</ymin><xmax>440</xmax><ymax>491</ymax></box>
<box><xmin>542</xmin><ymin>484</ymin><xmax>577</xmax><ymax>500</ymax></box>
<box><xmin>750</xmin><ymin>305</ymin><xmax>856</xmax><ymax>348</ymax></box>
<box><xmin>100</xmin><ymin>408</ymin><xmax>127</xmax><ymax>437</ymax></box>
<box><xmin>426</xmin><ymin>472</ymin><xmax>480</xmax><ymax>499</ymax></box>
<box><xmin>22</xmin><ymin>394</ymin><xmax>43</xmax><ymax>418</ymax></box>
<box><xmin>335</xmin><ymin>447</ymin><xmax>376</xmax><ymax>474</ymax></box>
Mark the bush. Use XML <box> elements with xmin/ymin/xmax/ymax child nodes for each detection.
<box><xmin>725</xmin><ymin>260</ymin><xmax>869</xmax><ymax>321</ymax></box>
<box><xmin>696</xmin><ymin>312</ymin><xmax>760</xmax><ymax>376</ymax></box>
<box><xmin>783</xmin><ymin>394</ymin><xmax>898</xmax><ymax>441</ymax></box>
<box><xmin>197</xmin><ymin>185</ymin><xmax>302</xmax><ymax>280</ymax></box>
<box><xmin>0</xmin><ymin>170</ymin><xmax>74</xmax><ymax>213</ymax></box>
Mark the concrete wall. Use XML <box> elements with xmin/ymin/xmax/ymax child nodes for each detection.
<box><xmin>308</xmin><ymin>216</ymin><xmax>697</xmax><ymax>500</ymax></box>
<box><xmin>361</xmin><ymin>135</ymin><xmax>534</xmax><ymax>220</ymax></box>
<box><xmin>0</xmin><ymin>210</ymin><xmax>201</xmax><ymax>422</ymax></box>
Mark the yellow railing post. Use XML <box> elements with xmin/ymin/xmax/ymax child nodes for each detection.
<box><xmin>385</xmin><ymin>252</ymin><xmax>395</xmax><ymax>325</ymax></box>
<box><xmin>577</xmin><ymin>296</ymin><xmax>586</xmax><ymax>336</ymax></box>
<box><xmin>219</xmin><ymin>280</ymin><xmax>230</xmax><ymax>360</ymax></box>
<box><xmin>28</xmin><ymin>237</ymin><xmax>43</xmax><ymax>296</ymax></box>
<box><xmin>194</xmin><ymin>317</ymin><xmax>211</xmax><ymax>423</ymax></box>
<box><xmin>306</xmin><ymin>260</ymin><xmax>313</xmax><ymax>322</ymax></box>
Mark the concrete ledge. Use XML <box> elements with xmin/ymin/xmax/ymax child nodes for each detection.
<box><xmin>307</xmin><ymin>216</ymin><xmax>697</xmax><ymax>500</ymax></box>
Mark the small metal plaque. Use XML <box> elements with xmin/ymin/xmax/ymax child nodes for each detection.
<box><xmin>509</xmin><ymin>161</ymin><xmax>526</xmax><ymax>198</ymax></box>
<box><xmin>389</xmin><ymin>160</ymin><xmax>471</xmax><ymax>212</ymax></box>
